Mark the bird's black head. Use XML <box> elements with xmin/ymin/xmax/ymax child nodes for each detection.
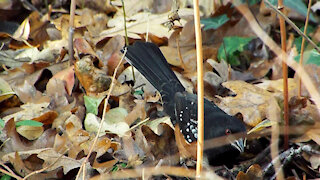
<box><xmin>203</xmin><ymin>112</ymin><xmax>246</xmax><ymax>165</ymax></box>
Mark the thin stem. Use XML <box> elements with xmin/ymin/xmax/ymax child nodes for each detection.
<box><xmin>68</xmin><ymin>0</ymin><xmax>76</xmax><ymax>65</ymax></box>
<box><xmin>278</xmin><ymin>0</ymin><xmax>289</xmax><ymax>151</ymax></box>
<box><xmin>121</xmin><ymin>0</ymin><xmax>135</xmax><ymax>83</ymax></box>
<box><xmin>298</xmin><ymin>0</ymin><xmax>312</xmax><ymax>97</ymax></box>
<box><xmin>192</xmin><ymin>0</ymin><xmax>204</xmax><ymax>177</ymax></box>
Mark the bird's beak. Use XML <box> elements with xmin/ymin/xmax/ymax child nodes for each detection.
<box><xmin>231</xmin><ymin>138</ymin><xmax>245</xmax><ymax>153</ymax></box>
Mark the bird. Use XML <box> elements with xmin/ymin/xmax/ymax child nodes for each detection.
<box><xmin>123</xmin><ymin>42</ymin><xmax>246</xmax><ymax>165</ymax></box>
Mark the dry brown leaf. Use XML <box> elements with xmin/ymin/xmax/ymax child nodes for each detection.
<box><xmin>50</xmin><ymin>65</ymin><xmax>75</xmax><ymax>95</ymax></box>
<box><xmin>9</xmin><ymin>152</ymin><xmax>59</xmax><ymax>179</ymax></box>
<box><xmin>93</xmin><ymin>159</ymin><xmax>117</xmax><ymax>174</ymax></box>
<box><xmin>2</xmin><ymin>102</ymin><xmax>50</xmax><ymax>122</ymax></box>
<box><xmin>33</xmin><ymin>110</ymin><xmax>58</xmax><ymax>125</ymax></box>
<box><xmin>237</xmin><ymin>164</ymin><xmax>263</xmax><ymax>180</ymax></box>
<box><xmin>174</xmin><ymin>125</ymin><xmax>197</xmax><ymax>159</ymax></box>
<box><xmin>119</xmin><ymin>93</ymin><xmax>136</xmax><ymax>112</ymax></box>
<box><xmin>100</xmin><ymin>35</ymin><xmax>125</xmax><ymax>74</ymax></box>
<box><xmin>74</xmin><ymin>56</ymin><xmax>112</xmax><ymax>94</ymax></box>
<box><xmin>65</xmin><ymin>122</ymin><xmax>90</xmax><ymax>145</ymax></box>
<box><xmin>81</xmin><ymin>9</ymin><xmax>110</xmax><ymax>37</ymax></box>
<box><xmin>16</xmin><ymin>125</ymin><xmax>44</xmax><ymax>140</ymax></box>
<box><xmin>218</xmin><ymin>80</ymin><xmax>277</xmax><ymax>126</ymax></box>
<box><xmin>12</xmin><ymin>16</ymin><xmax>30</xmax><ymax>42</ymax></box>
<box><xmin>98</xmin><ymin>8</ymin><xmax>192</xmax><ymax>40</ymax></box>
<box><xmin>11</xmin><ymin>79</ymin><xmax>43</xmax><ymax>103</ymax></box>
<box><xmin>255</xmin><ymin>78</ymin><xmax>298</xmax><ymax>99</ymax></box>
<box><xmin>140</xmin><ymin>124</ymin><xmax>179</xmax><ymax>165</ymax></box>
<box><xmin>0</xmin><ymin>77</ymin><xmax>15</xmax><ymax>102</ymax></box>
<box><xmin>37</xmin><ymin>148</ymin><xmax>82</xmax><ymax>175</ymax></box>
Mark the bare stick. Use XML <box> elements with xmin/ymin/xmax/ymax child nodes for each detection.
<box><xmin>278</xmin><ymin>0</ymin><xmax>289</xmax><ymax>150</ymax></box>
<box><xmin>298</xmin><ymin>0</ymin><xmax>312</xmax><ymax>97</ymax></box>
<box><xmin>192</xmin><ymin>0</ymin><xmax>204</xmax><ymax>177</ymax></box>
<box><xmin>68</xmin><ymin>0</ymin><xmax>76</xmax><ymax>65</ymax></box>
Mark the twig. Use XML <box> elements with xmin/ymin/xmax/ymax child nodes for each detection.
<box><xmin>75</xmin><ymin>49</ymin><xmax>127</xmax><ymax>180</ymax></box>
<box><xmin>0</xmin><ymin>162</ymin><xmax>23</xmax><ymax>180</ymax></box>
<box><xmin>298</xmin><ymin>0</ymin><xmax>312</xmax><ymax>97</ymax></box>
<box><xmin>68</xmin><ymin>0</ymin><xmax>76</xmax><ymax>65</ymax></box>
<box><xmin>0</xmin><ymin>161</ymin><xmax>20</xmax><ymax>178</ymax></box>
<box><xmin>121</xmin><ymin>0</ymin><xmax>135</xmax><ymax>83</ymax></box>
<box><xmin>90</xmin><ymin>166</ymin><xmax>197</xmax><ymax>180</ymax></box>
<box><xmin>121</xmin><ymin>0</ymin><xmax>129</xmax><ymax>46</ymax></box>
<box><xmin>192</xmin><ymin>0</ymin><xmax>204</xmax><ymax>177</ymax></box>
<box><xmin>176</xmin><ymin>37</ymin><xmax>187</xmax><ymax>70</ymax></box>
<box><xmin>128</xmin><ymin>118</ymin><xmax>150</xmax><ymax>131</ymax></box>
<box><xmin>278</xmin><ymin>0</ymin><xmax>289</xmax><ymax>151</ymax></box>
<box><xmin>264</xmin><ymin>0</ymin><xmax>320</xmax><ymax>53</ymax></box>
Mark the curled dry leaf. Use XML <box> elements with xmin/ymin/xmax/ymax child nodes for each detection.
<box><xmin>237</xmin><ymin>164</ymin><xmax>263</xmax><ymax>180</ymax></box>
<box><xmin>93</xmin><ymin>159</ymin><xmax>117</xmax><ymax>174</ymax></box>
<box><xmin>74</xmin><ymin>38</ymin><xmax>99</xmax><ymax>60</ymax></box>
<box><xmin>65</xmin><ymin>122</ymin><xmax>90</xmax><ymax>145</ymax></box>
<box><xmin>174</xmin><ymin>125</ymin><xmax>197</xmax><ymax>159</ymax></box>
<box><xmin>145</xmin><ymin>116</ymin><xmax>173</xmax><ymax>135</ymax></box>
<box><xmin>204</xmin><ymin>59</ymin><xmax>228</xmax><ymax>88</ymax></box>
<box><xmin>218</xmin><ymin>81</ymin><xmax>277</xmax><ymax>126</ymax></box>
<box><xmin>16</xmin><ymin>125</ymin><xmax>44</xmax><ymax>140</ymax></box>
<box><xmin>74</xmin><ymin>56</ymin><xmax>112</xmax><ymax>94</ymax></box>
<box><xmin>85</xmin><ymin>108</ymin><xmax>130</xmax><ymax>137</ymax></box>
<box><xmin>51</xmin><ymin>66</ymin><xmax>75</xmax><ymax>95</ymax></box>
<box><xmin>0</xmin><ymin>77</ymin><xmax>15</xmax><ymax>102</ymax></box>
<box><xmin>100</xmin><ymin>35</ymin><xmax>125</xmax><ymax>75</ymax></box>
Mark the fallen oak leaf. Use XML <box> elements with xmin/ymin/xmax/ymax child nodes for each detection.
<box><xmin>218</xmin><ymin>80</ymin><xmax>277</xmax><ymax>127</ymax></box>
<box><xmin>37</xmin><ymin>148</ymin><xmax>84</xmax><ymax>175</ymax></box>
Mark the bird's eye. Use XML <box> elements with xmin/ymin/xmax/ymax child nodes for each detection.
<box><xmin>225</xmin><ymin>129</ymin><xmax>232</xmax><ymax>135</ymax></box>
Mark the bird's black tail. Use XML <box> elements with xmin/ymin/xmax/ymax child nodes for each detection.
<box><xmin>124</xmin><ymin>42</ymin><xmax>185</xmax><ymax>118</ymax></box>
